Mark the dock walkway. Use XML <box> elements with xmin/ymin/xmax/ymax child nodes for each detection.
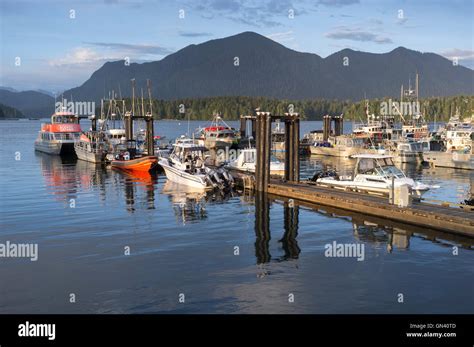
<box><xmin>268</xmin><ymin>180</ymin><xmax>474</xmax><ymax>237</ymax></box>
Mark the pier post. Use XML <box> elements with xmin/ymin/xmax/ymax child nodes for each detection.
<box><xmin>251</xmin><ymin>118</ymin><xmax>256</xmax><ymax>140</ymax></box>
<box><xmin>124</xmin><ymin>111</ymin><xmax>133</xmax><ymax>141</ymax></box>
<box><xmin>283</xmin><ymin>113</ymin><xmax>300</xmax><ymax>182</ymax></box>
<box><xmin>293</xmin><ymin>115</ymin><xmax>300</xmax><ymax>182</ymax></box>
<box><xmin>255</xmin><ymin>112</ymin><xmax>271</xmax><ymax>192</ymax></box>
<box><xmin>255</xmin><ymin>191</ymin><xmax>271</xmax><ymax>264</ymax></box>
<box><xmin>323</xmin><ymin>114</ymin><xmax>331</xmax><ymax>141</ymax></box>
<box><xmin>281</xmin><ymin>202</ymin><xmax>300</xmax><ymax>259</ymax></box>
<box><xmin>240</xmin><ymin>116</ymin><xmax>247</xmax><ymax>138</ymax></box>
<box><xmin>284</xmin><ymin>120</ymin><xmax>292</xmax><ymax>181</ymax></box>
<box><xmin>145</xmin><ymin>113</ymin><xmax>154</xmax><ymax>156</ymax></box>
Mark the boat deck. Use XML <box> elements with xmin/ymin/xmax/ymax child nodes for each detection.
<box><xmin>268</xmin><ymin>180</ymin><xmax>474</xmax><ymax>237</ymax></box>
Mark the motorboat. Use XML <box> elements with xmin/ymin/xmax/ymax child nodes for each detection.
<box><xmin>226</xmin><ymin>147</ymin><xmax>285</xmax><ymax>176</ymax></box>
<box><xmin>313</xmin><ymin>154</ymin><xmax>430</xmax><ymax>197</ymax></box>
<box><xmin>310</xmin><ymin>135</ymin><xmax>371</xmax><ymax>158</ymax></box>
<box><xmin>196</xmin><ymin>114</ymin><xmax>238</xmax><ymax>149</ymax></box>
<box><xmin>158</xmin><ymin>142</ymin><xmax>233</xmax><ymax>190</ymax></box>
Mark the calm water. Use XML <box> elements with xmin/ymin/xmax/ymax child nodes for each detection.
<box><xmin>0</xmin><ymin>120</ymin><xmax>473</xmax><ymax>314</ymax></box>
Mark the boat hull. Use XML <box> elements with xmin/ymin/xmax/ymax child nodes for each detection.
<box><xmin>34</xmin><ymin>140</ymin><xmax>75</xmax><ymax>155</ymax></box>
<box><xmin>111</xmin><ymin>156</ymin><xmax>158</xmax><ymax>172</ymax></box>
<box><xmin>159</xmin><ymin>159</ymin><xmax>211</xmax><ymax>189</ymax></box>
<box><xmin>74</xmin><ymin>144</ymin><xmax>106</xmax><ymax>163</ymax></box>
<box><xmin>310</xmin><ymin>146</ymin><xmax>369</xmax><ymax>157</ymax></box>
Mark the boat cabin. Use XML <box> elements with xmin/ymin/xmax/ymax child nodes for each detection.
<box><xmin>353</xmin><ymin>154</ymin><xmax>406</xmax><ymax>180</ymax></box>
<box><xmin>171</xmin><ymin>144</ymin><xmax>209</xmax><ymax>171</ymax></box>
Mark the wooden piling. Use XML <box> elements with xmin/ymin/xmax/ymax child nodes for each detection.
<box><xmin>293</xmin><ymin>116</ymin><xmax>300</xmax><ymax>182</ymax></box>
<box><xmin>124</xmin><ymin>111</ymin><xmax>133</xmax><ymax>141</ymax></box>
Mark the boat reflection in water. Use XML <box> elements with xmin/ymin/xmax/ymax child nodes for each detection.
<box><xmin>160</xmin><ymin>180</ymin><xmax>236</xmax><ymax>225</ymax></box>
<box><xmin>36</xmin><ymin>152</ymin><xmax>109</xmax><ymax>204</ymax></box>
<box><xmin>112</xmin><ymin>168</ymin><xmax>158</xmax><ymax>212</ymax></box>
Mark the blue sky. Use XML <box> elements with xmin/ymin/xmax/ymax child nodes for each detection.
<box><xmin>1</xmin><ymin>0</ymin><xmax>473</xmax><ymax>94</ymax></box>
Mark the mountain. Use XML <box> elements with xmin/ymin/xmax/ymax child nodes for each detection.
<box><xmin>62</xmin><ymin>32</ymin><xmax>473</xmax><ymax>103</ymax></box>
<box><xmin>0</xmin><ymin>89</ymin><xmax>54</xmax><ymax>118</ymax></box>
<box><xmin>0</xmin><ymin>103</ymin><xmax>25</xmax><ymax>119</ymax></box>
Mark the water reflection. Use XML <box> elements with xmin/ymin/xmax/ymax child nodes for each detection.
<box><xmin>36</xmin><ymin>152</ymin><xmax>109</xmax><ymax>204</ymax></box>
<box><xmin>254</xmin><ymin>192</ymin><xmax>301</xmax><ymax>268</ymax></box>
<box><xmin>114</xmin><ymin>169</ymin><xmax>157</xmax><ymax>212</ymax></box>
<box><xmin>160</xmin><ymin>181</ymin><xmax>237</xmax><ymax>225</ymax></box>
<box><xmin>276</xmin><ymin>196</ymin><xmax>474</xmax><ymax>251</ymax></box>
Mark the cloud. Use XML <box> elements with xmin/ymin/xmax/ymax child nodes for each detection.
<box><xmin>178</xmin><ymin>31</ymin><xmax>213</xmax><ymax>38</ymax></box>
<box><xmin>441</xmin><ymin>48</ymin><xmax>474</xmax><ymax>59</ymax></box>
<box><xmin>185</xmin><ymin>0</ymin><xmax>311</xmax><ymax>28</ymax></box>
<box><xmin>325</xmin><ymin>27</ymin><xmax>393</xmax><ymax>44</ymax></box>
<box><xmin>49</xmin><ymin>42</ymin><xmax>173</xmax><ymax>68</ymax></box>
<box><xmin>49</xmin><ymin>47</ymin><xmax>104</xmax><ymax>67</ymax></box>
<box><xmin>266</xmin><ymin>30</ymin><xmax>295</xmax><ymax>43</ymax></box>
<box><xmin>318</xmin><ymin>0</ymin><xmax>359</xmax><ymax>7</ymax></box>
<box><xmin>440</xmin><ymin>48</ymin><xmax>474</xmax><ymax>68</ymax></box>
<box><xmin>84</xmin><ymin>42</ymin><xmax>173</xmax><ymax>55</ymax></box>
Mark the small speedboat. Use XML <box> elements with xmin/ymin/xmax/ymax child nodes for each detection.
<box><xmin>158</xmin><ymin>142</ymin><xmax>233</xmax><ymax>190</ymax></box>
<box><xmin>313</xmin><ymin>154</ymin><xmax>431</xmax><ymax>197</ymax></box>
<box><xmin>226</xmin><ymin>147</ymin><xmax>285</xmax><ymax>176</ymax></box>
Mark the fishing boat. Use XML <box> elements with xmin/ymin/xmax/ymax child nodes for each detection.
<box><xmin>310</xmin><ymin>135</ymin><xmax>371</xmax><ymax>158</ymax></box>
<box><xmin>110</xmin><ymin>140</ymin><xmax>158</xmax><ymax>172</ymax></box>
<box><xmin>158</xmin><ymin>142</ymin><xmax>233</xmax><ymax>190</ymax></box>
<box><xmin>226</xmin><ymin>147</ymin><xmax>285</xmax><ymax>176</ymax></box>
<box><xmin>111</xmin><ymin>154</ymin><xmax>158</xmax><ymax>172</ymax></box>
<box><xmin>196</xmin><ymin>114</ymin><xmax>238</xmax><ymax>149</ymax></box>
<box><xmin>381</xmin><ymin>140</ymin><xmax>424</xmax><ymax>164</ymax></box>
<box><xmin>312</xmin><ymin>154</ymin><xmax>430</xmax><ymax>197</ymax></box>
<box><xmin>34</xmin><ymin>111</ymin><xmax>81</xmax><ymax>155</ymax></box>
<box><xmin>74</xmin><ymin>132</ymin><xmax>108</xmax><ymax>163</ymax></box>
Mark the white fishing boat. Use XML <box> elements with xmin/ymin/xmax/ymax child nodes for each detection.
<box><xmin>382</xmin><ymin>140</ymin><xmax>424</xmax><ymax>164</ymax></box>
<box><xmin>158</xmin><ymin>142</ymin><xmax>233</xmax><ymax>190</ymax></box>
<box><xmin>313</xmin><ymin>154</ymin><xmax>430</xmax><ymax>197</ymax></box>
<box><xmin>196</xmin><ymin>114</ymin><xmax>238</xmax><ymax>149</ymax></box>
<box><xmin>74</xmin><ymin>132</ymin><xmax>108</xmax><ymax>163</ymax></box>
<box><xmin>310</xmin><ymin>135</ymin><xmax>371</xmax><ymax>158</ymax></box>
<box><xmin>226</xmin><ymin>147</ymin><xmax>285</xmax><ymax>176</ymax></box>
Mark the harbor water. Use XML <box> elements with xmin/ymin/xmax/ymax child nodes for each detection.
<box><xmin>0</xmin><ymin>120</ymin><xmax>473</xmax><ymax>313</ymax></box>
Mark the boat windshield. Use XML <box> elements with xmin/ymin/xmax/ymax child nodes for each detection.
<box><xmin>379</xmin><ymin>165</ymin><xmax>405</xmax><ymax>178</ymax></box>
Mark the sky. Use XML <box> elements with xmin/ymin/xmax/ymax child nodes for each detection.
<box><xmin>1</xmin><ymin>0</ymin><xmax>473</xmax><ymax>94</ymax></box>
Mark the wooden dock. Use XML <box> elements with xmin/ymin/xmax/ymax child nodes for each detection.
<box><xmin>268</xmin><ymin>180</ymin><xmax>474</xmax><ymax>237</ymax></box>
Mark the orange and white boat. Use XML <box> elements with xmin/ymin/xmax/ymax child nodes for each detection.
<box><xmin>111</xmin><ymin>154</ymin><xmax>158</xmax><ymax>172</ymax></box>
<box><xmin>34</xmin><ymin>111</ymin><xmax>81</xmax><ymax>155</ymax></box>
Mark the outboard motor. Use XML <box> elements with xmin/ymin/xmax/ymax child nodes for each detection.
<box><xmin>309</xmin><ymin>169</ymin><xmax>338</xmax><ymax>182</ymax></box>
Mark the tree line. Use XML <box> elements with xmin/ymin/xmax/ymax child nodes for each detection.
<box><xmin>103</xmin><ymin>95</ymin><xmax>474</xmax><ymax>122</ymax></box>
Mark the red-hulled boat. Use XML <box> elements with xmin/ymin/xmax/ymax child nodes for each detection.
<box><xmin>111</xmin><ymin>154</ymin><xmax>158</xmax><ymax>172</ymax></box>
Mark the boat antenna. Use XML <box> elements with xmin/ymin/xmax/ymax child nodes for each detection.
<box><xmin>131</xmin><ymin>79</ymin><xmax>136</xmax><ymax>117</ymax></box>
<box><xmin>147</xmin><ymin>79</ymin><xmax>153</xmax><ymax>116</ymax></box>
